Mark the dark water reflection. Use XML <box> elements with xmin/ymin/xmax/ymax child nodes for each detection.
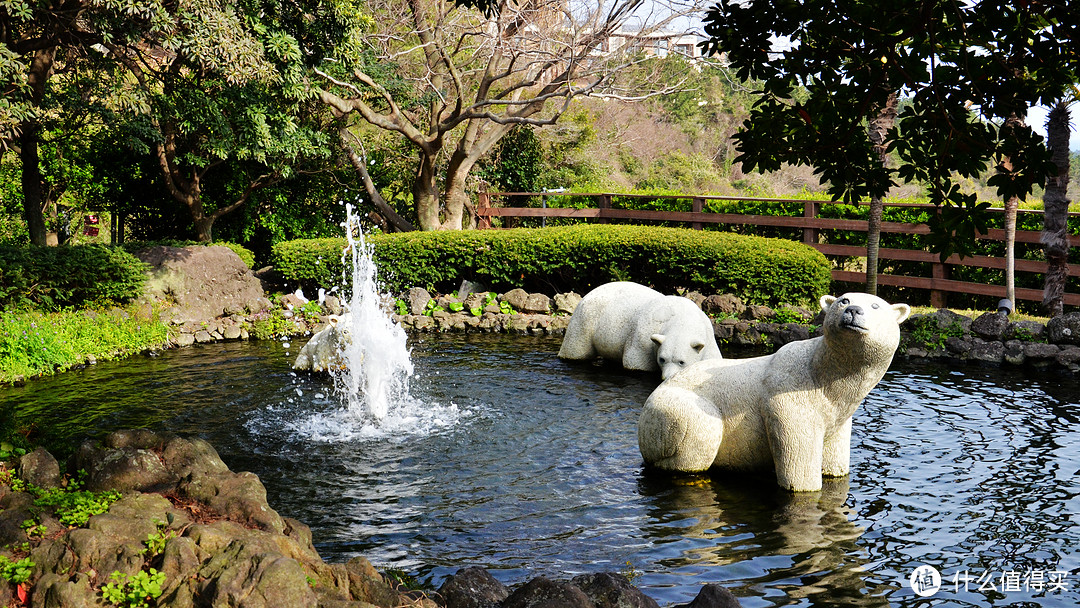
<box><xmin>2</xmin><ymin>335</ymin><xmax>1078</xmax><ymax>607</ymax></box>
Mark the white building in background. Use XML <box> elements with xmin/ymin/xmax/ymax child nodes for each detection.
<box><xmin>598</xmin><ymin>29</ymin><xmax>705</xmax><ymax>60</ymax></box>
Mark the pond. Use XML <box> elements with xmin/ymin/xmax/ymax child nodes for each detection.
<box><xmin>2</xmin><ymin>335</ymin><xmax>1079</xmax><ymax>607</ymax></box>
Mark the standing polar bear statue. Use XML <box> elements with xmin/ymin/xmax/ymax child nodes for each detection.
<box><xmin>558</xmin><ymin>281</ymin><xmax>722</xmax><ymax>380</ymax></box>
<box><xmin>638</xmin><ymin>292</ymin><xmax>910</xmax><ymax>492</ymax></box>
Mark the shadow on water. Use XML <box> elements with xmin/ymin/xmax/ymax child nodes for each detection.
<box><xmin>2</xmin><ymin>335</ymin><xmax>1080</xmax><ymax>607</ymax></box>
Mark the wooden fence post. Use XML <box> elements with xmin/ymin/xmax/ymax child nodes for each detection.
<box><xmin>692</xmin><ymin>197</ymin><xmax>704</xmax><ymax>230</ymax></box>
<box><xmin>803</xmin><ymin>200</ymin><xmax>819</xmax><ymax>245</ymax></box>
<box><xmin>598</xmin><ymin>194</ymin><xmax>612</xmax><ymax>224</ymax></box>
<box><xmin>477</xmin><ymin>191</ymin><xmax>491</xmax><ymax>229</ymax></box>
<box><xmin>931</xmin><ymin>262</ymin><xmax>949</xmax><ymax>309</ymax></box>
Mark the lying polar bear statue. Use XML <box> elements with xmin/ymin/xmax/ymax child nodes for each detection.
<box><xmin>293</xmin><ymin>314</ymin><xmax>352</xmax><ymax>372</ymax></box>
<box><xmin>558</xmin><ymin>281</ymin><xmax>722</xmax><ymax>380</ymax></box>
<box><xmin>638</xmin><ymin>292</ymin><xmax>910</xmax><ymax>492</ymax></box>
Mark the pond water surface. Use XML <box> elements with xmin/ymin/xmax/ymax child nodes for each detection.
<box><xmin>2</xmin><ymin>335</ymin><xmax>1079</xmax><ymax>607</ymax></box>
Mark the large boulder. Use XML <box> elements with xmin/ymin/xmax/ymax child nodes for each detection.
<box><xmin>136</xmin><ymin>245</ymin><xmax>271</xmax><ymax>325</ymax></box>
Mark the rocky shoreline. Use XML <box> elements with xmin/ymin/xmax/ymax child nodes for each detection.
<box><xmin>167</xmin><ymin>284</ymin><xmax>1080</xmax><ymax>374</ymax></box>
<box><xmin>0</xmin><ymin>431</ymin><xmax>740</xmax><ymax>608</ymax></box>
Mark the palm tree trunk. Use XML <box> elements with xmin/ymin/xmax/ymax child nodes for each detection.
<box><xmin>1042</xmin><ymin>101</ymin><xmax>1071</xmax><ymax>317</ymax></box>
<box><xmin>865</xmin><ymin>92</ymin><xmax>898</xmax><ymax>294</ymax></box>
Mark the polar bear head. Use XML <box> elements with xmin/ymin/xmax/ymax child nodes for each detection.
<box><xmin>819</xmin><ymin>292</ymin><xmax>911</xmax><ymax>354</ymax></box>
<box><xmin>651</xmin><ymin>333</ymin><xmax>709</xmax><ymax>380</ymax></box>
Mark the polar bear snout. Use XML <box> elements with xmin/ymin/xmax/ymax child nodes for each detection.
<box><xmin>840</xmin><ymin>305</ymin><xmax>869</xmax><ymax>332</ymax></box>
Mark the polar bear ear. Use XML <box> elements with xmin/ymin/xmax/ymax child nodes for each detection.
<box><xmin>651</xmin><ymin>334</ymin><xmax>666</xmax><ymax>346</ymax></box>
<box><xmin>820</xmin><ymin>295</ymin><xmax>837</xmax><ymax>311</ymax></box>
<box><xmin>892</xmin><ymin>303</ymin><xmax>911</xmax><ymax>324</ymax></box>
<box><xmin>690</xmin><ymin>340</ymin><xmax>705</xmax><ymax>353</ymax></box>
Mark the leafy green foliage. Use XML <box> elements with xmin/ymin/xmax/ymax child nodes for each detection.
<box><xmin>0</xmin><ymin>305</ymin><xmax>169</xmax><ymax>384</ymax></box>
<box><xmin>0</xmin><ymin>244</ymin><xmax>147</xmax><ymax>311</ymax></box>
<box><xmin>33</xmin><ymin>483</ymin><xmax>122</xmax><ymax>527</ymax></box>
<box><xmin>101</xmin><ymin>569</ymin><xmax>166</xmax><ymax>608</ymax></box>
<box><xmin>701</xmin><ymin>0</ymin><xmax>1077</xmax><ymax>261</ymax></box>
<box><xmin>143</xmin><ymin>524</ymin><xmax>179</xmax><ymax>558</ymax></box>
<box><xmin>247</xmin><ymin>309</ymin><xmax>299</xmax><ymax>340</ymax></box>
<box><xmin>272</xmin><ymin>225</ymin><xmax>832</xmax><ymax>307</ymax></box>
<box><xmin>0</xmin><ymin>555</ymin><xmax>34</xmax><ymax>585</ymax></box>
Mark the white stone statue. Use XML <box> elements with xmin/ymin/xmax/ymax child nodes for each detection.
<box><xmin>558</xmin><ymin>281</ymin><xmax>723</xmax><ymax>380</ymax></box>
<box><xmin>638</xmin><ymin>292</ymin><xmax>910</xmax><ymax>492</ymax></box>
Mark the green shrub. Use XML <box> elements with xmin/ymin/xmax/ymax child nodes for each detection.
<box><xmin>0</xmin><ymin>305</ymin><xmax>169</xmax><ymax>383</ymax></box>
<box><xmin>0</xmin><ymin>245</ymin><xmax>148</xmax><ymax>311</ymax></box>
<box><xmin>272</xmin><ymin>225</ymin><xmax>832</xmax><ymax>307</ymax></box>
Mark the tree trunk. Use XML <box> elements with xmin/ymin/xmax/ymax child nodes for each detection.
<box><xmin>19</xmin><ymin>124</ymin><xmax>49</xmax><ymax>246</ymax></box>
<box><xmin>865</xmin><ymin>92</ymin><xmax>898</xmax><ymax>294</ymax></box>
<box><xmin>20</xmin><ymin>47</ymin><xmax>57</xmax><ymax>247</ymax></box>
<box><xmin>441</xmin><ymin>148</ymin><xmax>476</xmax><ymax>230</ymax></box>
<box><xmin>1042</xmin><ymin>101</ymin><xmax>1071</xmax><ymax>317</ymax></box>
<box><xmin>1000</xmin><ymin>113</ymin><xmax>1026</xmax><ymax>310</ymax></box>
<box><xmin>338</xmin><ymin>129</ymin><xmax>414</xmax><ymax>232</ymax></box>
<box><xmin>414</xmin><ymin>151</ymin><xmax>442</xmax><ymax>230</ymax></box>
<box><xmin>1003</xmin><ymin>193</ymin><xmax>1018</xmax><ymax>307</ymax></box>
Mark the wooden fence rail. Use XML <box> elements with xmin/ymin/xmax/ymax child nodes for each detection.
<box><xmin>476</xmin><ymin>192</ymin><xmax>1080</xmax><ymax>308</ymax></box>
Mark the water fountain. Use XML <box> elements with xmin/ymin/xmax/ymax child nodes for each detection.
<box><xmin>286</xmin><ymin>203</ymin><xmax>462</xmax><ymax>441</ymax></box>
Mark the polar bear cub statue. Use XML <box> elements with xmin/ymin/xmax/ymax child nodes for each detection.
<box><xmin>638</xmin><ymin>292</ymin><xmax>910</xmax><ymax>492</ymax></box>
<box><xmin>558</xmin><ymin>281</ymin><xmax>722</xmax><ymax>379</ymax></box>
<box><xmin>293</xmin><ymin>314</ymin><xmax>352</xmax><ymax>372</ymax></box>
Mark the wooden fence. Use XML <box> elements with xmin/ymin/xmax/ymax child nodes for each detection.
<box><xmin>476</xmin><ymin>192</ymin><xmax>1080</xmax><ymax>308</ymax></box>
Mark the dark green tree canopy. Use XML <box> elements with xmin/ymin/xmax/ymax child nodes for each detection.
<box><xmin>701</xmin><ymin>0</ymin><xmax>1077</xmax><ymax>257</ymax></box>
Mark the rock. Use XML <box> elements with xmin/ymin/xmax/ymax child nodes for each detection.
<box><xmin>971</xmin><ymin>312</ymin><xmax>1009</xmax><ymax>340</ymax></box>
<box><xmin>19</xmin><ymin>447</ymin><xmax>62</xmax><ymax>488</ymax></box>
<box><xmin>673</xmin><ymin>584</ymin><xmax>743</xmax><ymax>608</ymax></box>
<box><xmin>683</xmin><ymin>291</ymin><xmax>707</xmax><ymax>308</ymax></box>
<box><xmin>323</xmin><ymin>295</ymin><xmax>344</xmax><ymax>316</ymax></box>
<box><xmin>554</xmin><ymin>292</ymin><xmax>582</xmax><ymax>315</ymax></box>
<box><xmin>407</xmin><ymin>287</ymin><xmax>432</xmax><ymax>315</ymax></box>
<box><xmin>280</xmin><ymin>292</ymin><xmax>308</xmax><ymax>310</ymax></box>
<box><xmin>1003</xmin><ymin>340</ymin><xmax>1025</xmax><ymax>365</ymax></box>
<box><xmin>741</xmin><ymin>304</ymin><xmax>774</xmax><ymax>321</ymax></box>
<box><xmin>344</xmin><ymin>556</ymin><xmax>400</xmax><ymax>607</ymax></box>
<box><xmin>502</xmin><ymin>577</ymin><xmax>593</xmax><ymax>608</ymax></box>
<box><xmin>181</xmin><ymin>471</ymin><xmax>285</xmax><ymax>534</ymax></box>
<box><xmin>1047</xmin><ymin>312</ymin><xmax>1080</xmax><ymax>345</ymax></box>
<box><xmin>523</xmin><ymin>293</ymin><xmax>552</xmax><ymax>314</ymax></box>
<box><xmin>458</xmin><ymin>279</ymin><xmax>487</xmax><ymax>301</ymax></box>
<box><xmin>1056</xmin><ymin>345</ymin><xmax>1080</xmax><ymax>367</ymax></box>
<box><xmin>439</xmin><ymin>567</ymin><xmax>510</xmax><ymax>608</ymax></box>
<box><xmin>500</xmin><ymin>289</ymin><xmax>530</xmax><ymax>312</ymax></box>
<box><xmin>772</xmin><ymin>323</ymin><xmax>810</xmax><ymax>346</ymax></box>
<box><xmin>925</xmin><ymin>309</ymin><xmax>973</xmax><ymax>333</ymax></box>
<box><xmin>1023</xmin><ymin>342</ymin><xmax>1060</xmax><ymax>362</ymax></box>
<box><xmin>135</xmin><ymin>245</ymin><xmax>266</xmax><ymax>324</ymax></box>
<box><xmin>571</xmin><ymin>572</ymin><xmax>659</xmax><ymax>608</ymax></box>
<box><xmin>1005</xmin><ymin>320</ymin><xmax>1046</xmax><ymax>342</ymax></box>
<box><xmin>194</xmin><ymin>330</ymin><xmax>213</xmax><ymax>343</ymax></box>
<box><xmin>702</xmin><ymin>294</ymin><xmax>745</xmax><ymax>317</ymax></box>
<box><xmin>175</xmin><ymin>333</ymin><xmax>196</xmax><ymax>347</ymax></box>
<box><xmin>968</xmin><ymin>339</ymin><xmax>1005</xmax><ymax>364</ymax></box>
<box><xmin>73</xmin><ymin>440</ymin><xmax>179</xmax><ymax>493</ymax></box>
<box><xmin>223</xmin><ymin>325</ymin><xmax>242</xmax><ymax>340</ymax></box>
<box><xmin>945</xmin><ymin>336</ymin><xmax>972</xmax><ymax>356</ymax></box>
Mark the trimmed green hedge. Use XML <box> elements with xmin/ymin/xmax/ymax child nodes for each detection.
<box><xmin>0</xmin><ymin>245</ymin><xmax>148</xmax><ymax>311</ymax></box>
<box><xmin>272</xmin><ymin>225</ymin><xmax>832</xmax><ymax>307</ymax></box>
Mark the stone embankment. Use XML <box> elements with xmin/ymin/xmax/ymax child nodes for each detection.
<box><xmin>161</xmin><ymin>271</ymin><xmax>1080</xmax><ymax>374</ymax></box>
<box><xmin>0</xmin><ymin>431</ymin><xmax>741</xmax><ymax>608</ymax></box>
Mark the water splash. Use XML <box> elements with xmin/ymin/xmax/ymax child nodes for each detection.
<box><xmin>333</xmin><ymin>202</ymin><xmax>414</xmax><ymax>421</ymax></box>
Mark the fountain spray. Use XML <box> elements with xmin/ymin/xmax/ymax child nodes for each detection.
<box><xmin>333</xmin><ymin>203</ymin><xmax>414</xmax><ymax>420</ymax></box>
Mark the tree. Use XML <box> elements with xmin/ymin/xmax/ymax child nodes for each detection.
<box><xmin>1041</xmin><ymin>100</ymin><xmax>1074</xmax><ymax>317</ymax></box>
<box><xmin>318</xmin><ymin>0</ymin><xmax>705</xmax><ymax>231</ymax></box>
<box><xmin>701</xmin><ymin>0</ymin><xmax>1077</xmax><ymax>293</ymax></box>
<box><xmin>2</xmin><ymin>0</ymin><xmax>369</xmax><ymax>243</ymax></box>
